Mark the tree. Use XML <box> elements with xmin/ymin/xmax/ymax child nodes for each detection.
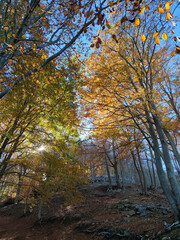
<box><xmin>80</xmin><ymin>9</ymin><xmax>180</xmax><ymax>219</ymax></box>
<box><xmin>0</xmin><ymin>57</ymin><xmax>88</xmax><ymax>216</ymax></box>
<box><xmin>0</xmin><ymin>56</ymin><xmax>80</xmax><ymax>182</ymax></box>
<box><xmin>0</xmin><ymin>0</ymin><xmax>179</xmax><ymax>99</ymax></box>
<box><xmin>0</xmin><ymin>0</ymin><xmax>111</xmax><ymax>98</ymax></box>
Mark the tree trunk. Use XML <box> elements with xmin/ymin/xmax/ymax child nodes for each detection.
<box><xmin>119</xmin><ymin>160</ymin><xmax>125</xmax><ymax>190</ymax></box>
<box><xmin>146</xmin><ymin>153</ymin><xmax>154</xmax><ymax>189</ymax></box>
<box><xmin>104</xmin><ymin>154</ymin><xmax>112</xmax><ymax>187</ymax></box>
<box><xmin>131</xmin><ymin>150</ymin><xmax>144</xmax><ymax>194</ymax></box>
<box><xmin>114</xmin><ymin>162</ymin><xmax>121</xmax><ymax>189</ymax></box>
<box><xmin>153</xmin><ymin>113</ymin><xmax>180</xmax><ymax>207</ymax></box>
<box><xmin>149</xmin><ymin>144</ymin><xmax>157</xmax><ymax>189</ymax></box>
<box><xmin>146</xmin><ymin>113</ymin><xmax>180</xmax><ymax>219</ymax></box>
<box><xmin>163</xmin><ymin>126</ymin><xmax>180</xmax><ymax>166</ymax></box>
<box><xmin>136</xmin><ymin>145</ymin><xmax>147</xmax><ymax>195</ymax></box>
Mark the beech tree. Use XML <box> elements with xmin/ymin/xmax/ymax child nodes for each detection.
<box><xmin>0</xmin><ymin>0</ymin><xmax>179</xmax><ymax>99</ymax></box>
<box><xmin>0</xmin><ymin>56</ymin><xmax>80</xmax><ymax>186</ymax></box>
<box><xmin>80</xmin><ymin>8</ymin><xmax>180</xmax><ymax>219</ymax></box>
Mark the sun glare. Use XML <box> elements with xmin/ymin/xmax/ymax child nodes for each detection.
<box><xmin>38</xmin><ymin>145</ymin><xmax>46</xmax><ymax>152</ymax></box>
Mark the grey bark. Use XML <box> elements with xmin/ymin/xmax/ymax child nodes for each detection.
<box><xmin>104</xmin><ymin>154</ymin><xmax>112</xmax><ymax>187</ymax></box>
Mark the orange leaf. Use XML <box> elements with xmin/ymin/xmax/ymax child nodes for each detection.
<box><xmin>125</xmin><ymin>0</ymin><xmax>129</xmax><ymax>7</ymax></box>
<box><xmin>155</xmin><ymin>36</ymin><xmax>160</xmax><ymax>44</ymax></box>
<box><xmin>171</xmin><ymin>51</ymin><xmax>175</xmax><ymax>56</ymax></box>
<box><xmin>134</xmin><ymin>18</ymin><xmax>140</xmax><ymax>27</ymax></box>
<box><xmin>166</xmin><ymin>12</ymin><xmax>170</xmax><ymax>20</ymax></box>
<box><xmin>145</xmin><ymin>5</ymin><xmax>150</xmax><ymax>11</ymax></box>
<box><xmin>158</xmin><ymin>3</ymin><xmax>165</xmax><ymax>14</ymax></box>
<box><xmin>171</xmin><ymin>29</ymin><xmax>174</xmax><ymax>34</ymax></box>
<box><xmin>153</xmin><ymin>32</ymin><xmax>159</xmax><ymax>38</ymax></box>
<box><xmin>109</xmin><ymin>1</ymin><xmax>113</xmax><ymax>7</ymax></box>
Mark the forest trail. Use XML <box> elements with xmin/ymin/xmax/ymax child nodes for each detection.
<box><xmin>0</xmin><ymin>184</ymin><xmax>179</xmax><ymax>240</ymax></box>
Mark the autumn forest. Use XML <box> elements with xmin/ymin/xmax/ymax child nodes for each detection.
<box><xmin>0</xmin><ymin>0</ymin><xmax>180</xmax><ymax>230</ymax></box>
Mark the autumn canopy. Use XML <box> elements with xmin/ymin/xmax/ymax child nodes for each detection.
<box><xmin>0</xmin><ymin>0</ymin><xmax>180</xmax><ymax>221</ymax></box>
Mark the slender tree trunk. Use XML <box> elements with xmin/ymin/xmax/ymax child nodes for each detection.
<box><xmin>104</xmin><ymin>155</ymin><xmax>112</xmax><ymax>187</ymax></box>
<box><xmin>112</xmin><ymin>138</ymin><xmax>121</xmax><ymax>189</ymax></box>
<box><xmin>114</xmin><ymin>162</ymin><xmax>121</xmax><ymax>189</ymax></box>
<box><xmin>15</xmin><ymin>172</ymin><xmax>23</xmax><ymax>204</ymax></box>
<box><xmin>146</xmin><ymin>154</ymin><xmax>154</xmax><ymax>189</ymax></box>
<box><xmin>38</xmin><ymin>200</ymin><xmax>43</xmax><ymax>222</ymax></box>
<box><xmin>149</xmin><ymin>144</ymin><xmax>157</xmax><ymax>189</ymax></box>
<box><xmin>131</xmin><ymin>150</ymin><xmax>144</xmax><ymax>194</ymax></box>
<box><xmin>136</xmin><ymin>145</ymin><xmax>147</xmax><ymax>195</ymax></box>
<box><xmin>119</xmin><ymin>160</ymin><xmax>125</xmax><ymax>191</ymax></box>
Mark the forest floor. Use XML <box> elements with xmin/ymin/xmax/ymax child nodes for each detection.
<box><xmin>0</xmin><ymin>183</ymin><xmax>179</xmax><ymax>240</ymax></box>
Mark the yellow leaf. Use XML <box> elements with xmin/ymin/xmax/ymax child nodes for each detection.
<box><xmin>4</xmin><ymin>27</ymin><xmax>8</xmax><ymax>31</ymax></box>
<box><xmin>171</xmin><ymin>29</ymin><xmax>174</xmax><ymax>34</ymax></box>
<box><xmin>12</xmin><ymin>34</ymin><xmax>17</xmax><ymax>38</ymax></box>
<box><xmin>141</xmin><ymin>34</ymin><xmax>146</xmax><ymax>42</ymax></box>
<box><xmin>134</xmin><ymin>18</ymin><xmax>140</xmax><ymax>27</ymax></box>
<box><xmin>145</xmin><ymin>5</ymin><xmax>150</xmax><ymax>11</ymax></box>
<box><xmin>171</xmin><ymin>51</ymin><xmax>175</xmax><ymax>56</ymax></box>
<box><xmin>165</xmin><ymin>2</ymin><xmax>170</xmax><ymax>11</ymax></box>
<box><xmin>162</xmin><ymin>32</ymin><xmax>168</xmax><ymax>40</ymax></box>
<box><xmin>155</xmin><ymin>36</ymin><xmax>160</xmax><ymax>44</ymax></box>
<box><xmin>140</xmin><ymin>5</ymin><xmax>145</xmax><ymax>14</ymax></box>
<box><xmin>166</xmin><ymin>12</ymin><xmax>170</xmax><ymax>20</ymax></box>
<box><xmin>153</xmin><ymin>32</ymin><xmax>159</xmax><ymax>38</ymax></box>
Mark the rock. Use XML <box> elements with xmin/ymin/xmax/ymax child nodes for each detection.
<box><xmin>139</xmin><ymin>211</ymin><xmax>147</xmax><ymax>217</ymax></box>
<box><xmin>162</xmin><ymin>209</ymin><xmax>168</xmax><ymax>215</ymax></box>
<box><xmin>97</xmin><ymin>226</ymin><xmax>137</xmax><ymax>239</ymax></box>
<box><xmin>76</xmin><ymin>220</ymin><xmax>92</xmax><ymax>230</ymax></box>
<box><xmin>115</xmin><ymin>220</ymin><xmax>121</xmax><ymax>223</ymax></box>
<box><xmin>129</xmin><ymin>210</ymin><xmax>136</xmax><ymax>216</ymax></box>
<box><xmin>136</xmin><ymin>205</ymin><xmax>147</xmax><ymax>216</ymax></box>
<box><xmin>92</xmin><ymin>221</ymin><xmax>100</xmax><ymax>225</ymax></box>
<box><xmin>123</xmin><ymin>216</ymin><xmax>130</xmax><ymax>222</ymax></box>
<box><xmin>93</xmin><ymin>190</ymin><xmax>107</xmax><ymax>197</ymax></box>
<box><xmin>146</xmin><ymin>204</ymin><xmax>157</xmax><ymax>212</ymax></box>
<box><xmin>63</xmin><ymin>211</ymin><xmax>85</xmax><ymax>225</ymax></box>
<box><xmin>163</xmin><ymin>221</ymin><xmax>169</xmax><ymax>227</ymax></box>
